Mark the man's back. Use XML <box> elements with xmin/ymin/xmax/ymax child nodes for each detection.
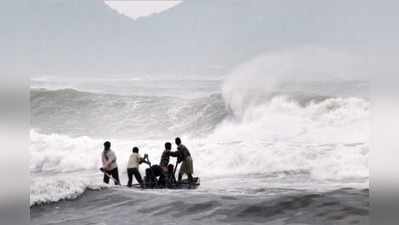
<box><xmin>178</xmin><ymin>144</ymin><xmax>191</xmax><ymax>160</ymax></box>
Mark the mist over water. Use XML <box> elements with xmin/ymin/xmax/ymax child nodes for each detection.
<box><xmin>30</xmin><ymin>48</ymin><xmax>370</xmax><ymax>206</ymax></box>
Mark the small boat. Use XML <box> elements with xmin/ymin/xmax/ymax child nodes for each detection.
<box><xmin>100</xmin><ymin>167</ymin><xmax>200</xmax><ymax>190</ymax></box>
<box><xmin>138</xmin><ymin>177</ymin><xmax>200</xmax><ymax>189</ymax></box>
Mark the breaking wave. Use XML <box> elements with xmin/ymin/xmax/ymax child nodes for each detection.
<box><xmin>30</xmin><ymin>48</ymin><xmax>371</xmax><ymax>206</ymax></box>
<box><xmin>30</xmin><ymin>92</ymin><xmax>369</xmax><ymax>206</ymax></box>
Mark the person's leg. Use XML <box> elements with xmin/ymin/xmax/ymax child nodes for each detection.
<box><xmin>187</xmin><ymin>157</ymin><xmax>194</xmax><ymax>184</ymax></box>
<box><xmin>167</xmin><ymin>164</ymin><xmax>175</xmax><ymax>185</ymax></box>
<box><xmin>178</xmin><ymin>160</ymin><xmax>187</xmax><ymax>182</ymax></box>
<box><xmin>178</xmin><ymin>171</ymin><xmax>183</xmax><ymax>182</ymax></box>
<box><xmin>159</xmin><ymin>172</ymin><xmax>166</xmax><ymax>187</ymax></box>
<box><xmin>161</xmin><ymin>168</ymin><xmax>170</xmax><ymax>187</ymax></box>
<box><xmin>133</xmin><ymin>168</ymin><xmax>143</xmax><ymax>186</ymax></box>
<box><xmin>188</xmin><ymin>173</ymin><xmax>193</xmax><ymax>183</ymax></box>
<box><xmin>103</xmin><ymin>173</ymin><xmax>110</xmax><ymax>184</ymax></box>
<box><xmin>127</xmin><ymin>168</ymin><xmax>133</xmax><ymax>187</ymax></box>
<box><xmin>145</xmin><ymin>168</ymin><xmax>151</xmax><ymax>186</ymax></box>
<box><xmin>170</xmin><ymin>173</ymin><xmax>176</xmax><ymax>184</ymax></box>
<box><xmin>111</xmin><ymin>167</ymin><xmax>120</xmax><ymax>185</ymax></box>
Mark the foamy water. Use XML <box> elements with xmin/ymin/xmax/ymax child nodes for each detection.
<box><xmin>30</xmin><ymin>48</ymin><xmax>370</xmax><ymax>206</ymax></box>
<box><xmin>30</xmin><ymin>93</ymin><xmax>369</xmax><ymax>206</ymax></box>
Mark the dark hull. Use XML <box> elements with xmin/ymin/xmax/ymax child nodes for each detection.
<box><xmin>136</xmin><ymin>177</ymin><xmax>200</xmax><ymax>189</ymax></box>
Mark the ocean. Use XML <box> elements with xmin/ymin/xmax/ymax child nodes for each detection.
<box><xmin>30</xmin><ymin>51</ymin><xmax>370</xmax><ymax>225</ymax></box>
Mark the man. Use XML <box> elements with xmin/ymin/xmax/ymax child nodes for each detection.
<box><xmin>126</xmin><ymin>146</ymin><xmax>146</xmax><ymax>188</ymax></box>
<box><xmin>160</xmin><ymin>142</ymin><xmax>172</xmax><ymax>170</ymax></box>
<box><xmin>101</xmin><ymin>141</ymin><xmax>120</xmax><ymax>185</ymax></box>
<box><xmin>160</xmin><ymin>142</ymin><xmax>176</xmax><ymax>186</ymax></box>
<box><xmin>170</xmin><ymin>137</ymin><xmax>194</xmax><ymax>183</ymax></box>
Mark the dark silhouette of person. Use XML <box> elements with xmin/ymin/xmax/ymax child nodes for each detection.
<box><xmin>145</xmin><ymin>164</ymin><xmax>165</xmax><ymax>187</ymax></box>
<box><xmin>170</xmin><ymin>137</ymin><xmax>194</xmax><ymax>183</ymax></box>
<box><xmin>159</xmin><ymin>142</ymin><xmax>175</xmax><ymax>186</ymax></box>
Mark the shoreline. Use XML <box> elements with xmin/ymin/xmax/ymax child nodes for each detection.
<box><xmin>31</xmin><ymin>187</ymin><xmax>369</xmax><ymax>225</ymax></box>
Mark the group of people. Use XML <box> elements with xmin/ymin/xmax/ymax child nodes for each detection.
<box><xmin>101</xmin><ymin>137</ymin><xmax>194</xmax><ymax>188</ymax></box>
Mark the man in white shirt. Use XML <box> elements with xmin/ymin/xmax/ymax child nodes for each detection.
<box><xmin>101</xmin><ymin>141</ymin><xmax>120</xmax><ymax>185</ymax></box>
<box><xmin>127</xmin><ymin>146</ymin><xmax>146</xmax><ymax>187</ymax></box>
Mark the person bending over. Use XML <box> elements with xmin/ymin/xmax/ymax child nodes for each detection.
<box><xmin>145</xmin><ymin>164</ymin><xmax>165</xmax><ymax>187</ymax></box>
<box><xmin>101</xmin><ymin>141</ymin><xmax>120</xmax><ymax>185</ymax></box>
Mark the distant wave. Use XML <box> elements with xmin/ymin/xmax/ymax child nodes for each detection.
<box><xmin>31</xmin><ymin>87</ymin><xmax>368</xmax><ymax>138</ymax></box>
<box><xmin>31</xmin><ymin>88</ymin><xmax>227</xmax><ymax>138</ymax></box>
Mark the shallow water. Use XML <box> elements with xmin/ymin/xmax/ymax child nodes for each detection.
<box><xmin>31</xmin><ymin>187</ymin><xmax>369</xmax><ymax>225</ymax></box>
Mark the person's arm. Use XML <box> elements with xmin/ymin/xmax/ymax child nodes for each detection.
<box><xmin>169</xmin><ymin>150</ymin><xmax>179</xmax><ymax>157</ymax></box>
<box><xmin>142</xmin><ymin>160</ymin><xmax>151</xmax><ymax>166</ymax></box>
<box><xmin>170</xmin><ymin>149</ymin><xmax>183</xmax><ymax>163</ymax></box>
<box><xmin>139</xmin><ymin>154</ymin><xmax>145</xmax><ymax>164</ymax></box>
<box><xmin>140</xmin><ymin>154</ymin><xmax>150</xmax><ymax>165</ymax></box>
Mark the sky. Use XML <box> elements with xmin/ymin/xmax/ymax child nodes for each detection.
<box><xmin>5</xmin><ymin>0</ymin><xmax>397</xmax><ymax>76</ymax></box>
<box><xmin>104</xmin><ymin>0</ymin><xmax>182</xmax><ymax>20</ymax></box>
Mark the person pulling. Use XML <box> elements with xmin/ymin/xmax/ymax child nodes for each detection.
<box><xmin>160</xmin><ymin>142</ymin><xmax>176</xmax><ymax>186</ymax></box>
<box><xmin>170</xmin><ymin>137</ymin><xmax>194</xmax><ymax>183</ymax></box>
<box><xmin>127</xmin><ymin>146</ymin><xmax>148</xmax><ymax>188</ymax></box>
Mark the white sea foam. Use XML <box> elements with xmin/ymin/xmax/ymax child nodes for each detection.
<box><xmin>30</xmin><ymin>173</ymin><xmax>105</xmax><ymax>206</ymax></box>
<box><xmin>30</xmin><ymin>48</ymin><xmax>370</xmax><ymax>205</ymax></box>
<box><xmin>30</xmin><ymin>95</ymin><xmax>369</xmax><ymax>205</ymax></box>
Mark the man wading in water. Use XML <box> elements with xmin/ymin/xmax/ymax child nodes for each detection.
<box><xmin>126</xmin><ymin>146</ymin><xmax>146</xmax><ymax>188</ymax></box>
<box><xmin>101</xmin><ymin>141</ymin><xmax>120</xmax><ymax>185</ymax></box>
<box><xmin>170</xmin><ymin>137</ymin><xmax>194</xmax><ymax>183</ymax></box>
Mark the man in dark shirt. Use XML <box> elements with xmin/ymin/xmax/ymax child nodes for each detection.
<box><xmin>159</xmin><ymin>142</ymin><xmax>177</xmax><ymax>186</ymax></box>
<box><xmin>160</xmin><ymin>142</ymin><xmax>172</xmax><ymax>169</ymax></box>
<box><xmin>170</xmin><ymin>137</ymin><xmax>194</xmax><ymax>183</ymax></box>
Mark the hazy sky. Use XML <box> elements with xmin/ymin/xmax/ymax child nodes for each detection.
<box><xmin>105</xmin><ymin>0</ymin><xmax>182</xmax><ymax>20</ymax></box>
<box><xmin>5</xmin><ymin>0</ymin><xmax>397</xmax><ymax>76</ymax></box>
